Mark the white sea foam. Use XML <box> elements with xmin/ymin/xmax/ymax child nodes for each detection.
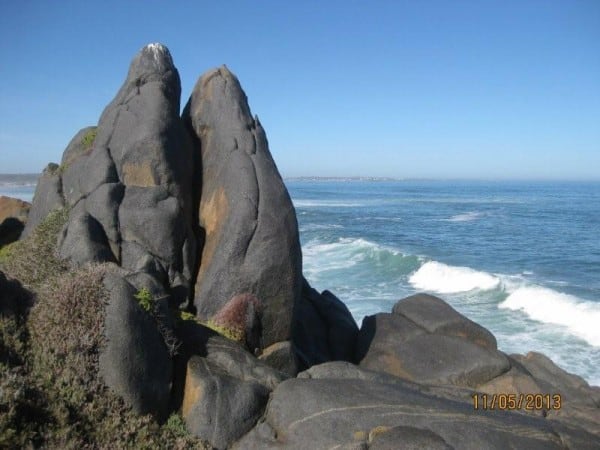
<box><xmin>444</xmin><ymin>211</ymin><xmax>484</xmax><ymax>222</ymax></box>
<box><xmin>293</xmin><ymin>200</ymin><xmax>365</xmax><ymax>208</ymax></box>
<box><xmin>409</xmin><ymin>261</ymin><xmax>500</xmax><ymax>294</ymax></box>
<box><xmin>500</xmin><ymin>287</ymin><xmax>600</xmax><ymax>347</ymax></box>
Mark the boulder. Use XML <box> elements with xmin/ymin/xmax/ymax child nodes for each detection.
<box><xmin>99</xmin><ymin>273</ymin><xmax>172</xmax><ymax>419</ymax></box>
<box><xmin>369</xmin><ymin>426</ymin><xmax>453</xmax><ymax>450</ymax></box>
<box><xmin>182</xmin><ymin>356</ymin><xmax>269</xmax><ymax>449</ymax></box>
<box><xmin>392</xmin><ymin>293</ymin><xmax>497</xmax><ymax>349</ymax></box>
<box><xmin>356</xmin><ymin>295</ymin><xmax>510</xmax><ymax>387</ymax></box>
<box><xmin>234</xmin><ymin>377</ymin><xmax>576</xmax><ymax>449</ymax></box>
<box><xmin>258</xmin><ymin>341</ymin><xmax>299</xmax><ymax>377</ymax></box>
<box><xmin>510</xmin><ymin>352</ymin><xmax>600</xmax><ymax>437</ymax></box>
<box><xmin>292</xmin><ymin>279</ymin><xmax>358</xmax><ymax>369</ymax></box>
<box><xmin>22</xmin><ymin>163</ymin><xmax>64</xmax><ymax>237</ymax></box>
<box><xmin>183</xmin><ymin>65</ymin><xmax>302</xmax><ymax>349</ymax></box>
<box><xmin>177</xmin><ymin>320</ymin><xmax>288</xmax><ymax>390</ymax></box>
<box><xmin>60</xmin><ymin>126</ymin><xmax>97</xmax><ymax>168</ymax></box>
<box><xmin>291</xmin><ymin>281</ymin><xmax>332</xmax><ymax>368</ymax></box>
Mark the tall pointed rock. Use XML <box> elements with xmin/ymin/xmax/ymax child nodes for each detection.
<box><xmin>23</xmin><ymin>43</ymin><xmax>200</xmax><ymax>416</ymax></box>
<box><xmin>183</xmin><ymin>66</ymin><xmax>302</xmax><ymax>349</ymax></box>
<box><xmin>56</xmin><ymin>43</ymin><xmax>196</xmax><ymax>299</ymax></box>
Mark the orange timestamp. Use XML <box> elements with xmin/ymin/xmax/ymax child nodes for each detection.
<box><xmin>472</xmin><ymin>393</ymin><xmax>562</xmax><ymax>411</ymax></box>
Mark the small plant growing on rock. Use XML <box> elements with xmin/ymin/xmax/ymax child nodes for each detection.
<box><xmin>80</xmin><ymin>127</ymin><xmax>97</xmax><ymax>150</ymax></box>
<box><xmin>178</xmin><ymin>310</ymin><xmax>196</xmax><ymax>322</ymax></box>
<box><xmin>134</xmin><ymin>287</ymin><xmax>154</xmax><ymax>313</ymax></box>
<box><xmin>207</xmin><ymin>293</ymin><xmax>262</xmax><ymax>351</ymax></box>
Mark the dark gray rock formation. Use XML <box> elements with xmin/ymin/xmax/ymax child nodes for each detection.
<box><xmin>57</xmin><ymin>43</ymin><xmax>196</xmax><ymax>297</ymax></box>
<box><xmin>22</xmin><ymin>164</ymin><xmax>64</xmax><ymax>238</ymax></box>
<box><xmin>182</xmin><ymin>65</ymin><xmax>302</xmax><ymax>349</ymax></box>
<box><xmin>177</xmin><ymin>320</ymin><xmax>288</xmax><ymax>391</ymax></box>
<box><xmin>99</xmin><ymin>272</ymin><xmax>172</xmax><ymax>418</ymax></box>
<box><xmin>258</xmin><ymin>341</ymin><xmax>298</xmax><ymax>377</ymax></box>
<box><xmin>356</xmin><ymin>294</ymin><xmax>510</xmax><ymax>387</ymax></box>
<box><xmin>177</xmin><ymin>320</ymin><xmax>287</xmax><ymax>448</ymax></box>
<box><xmin>182</xmin><ymin>356</ymin><xmax>269</xmax><ymax>449</ymax></box>
<box><xmin>234</xmin><ymin>377</ymin><xmax>573</xmax><ymax>449</ymax></box>
<box><xmin>392</xmin><ymin>293</ymin><xmax>497</xmax><ymax>349</ymax></box>
<box><xmin>292</xmin><ymin>278</ymin><xmax>358</xmax><ymax>369</ymax></box>
<box><xmin>21</xmin><ymin>43</ymin><xmax>199</xmax><ymax>419</ymax></box>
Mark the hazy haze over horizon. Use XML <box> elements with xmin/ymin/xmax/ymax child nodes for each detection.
<box><xmin>1</xmin><ymin>1</ymin><xmax>599</xmax><ymax>180</ymax></box>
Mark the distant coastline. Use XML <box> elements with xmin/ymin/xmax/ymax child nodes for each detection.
<box><xmin>0</xmin><ymin>173</ymin><xmax>38</xmax><ymax>186</ymax></box>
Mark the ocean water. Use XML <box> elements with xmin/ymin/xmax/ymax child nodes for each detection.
<box><xmin>288</xmin><ymin>179</ymin><xmax>600</xmax><ymax>386</ymax></box>
<box><xmin>3</xmin><ymin>179</ymin><xmax>599</xmax><ymax>385</ymax></box>
<box><xmin>0</xmin><ymin>181</ymin><xmax>37</xmax><ymax>203</ymax></box>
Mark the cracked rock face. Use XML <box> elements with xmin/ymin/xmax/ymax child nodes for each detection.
<box><xmin>25</xmin><ymin>43</ymin><xmax>198</xmax><ymax>415</ymax></box>
<box><xmin>57</xmin><ymin>43</ymin><xmax>196</xmax><ymax>296</ymax></box>
<box><xmin>183</xmin><ymin>66</ymin><xmax>302</xmax><ymax>349</ymax></box>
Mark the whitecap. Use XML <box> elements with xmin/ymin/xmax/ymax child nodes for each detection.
<box><xmin>292</xmin><ymin>199</ymin><xmax>365</xmax><ymax>208</ymax></box>
<box><xmin>444</xmin><ymin>211</ymin><xmax>484</xmax><ymax>222</ymax></box>
<box><xmin>409</xmin><ymin>261</ymin><xmax>500</xmax><ymax>293</ymax></box>
<box><xmin>499</xmin><ymin>286</ymin><xmax>600</xmax><ymax>347</ymax></box>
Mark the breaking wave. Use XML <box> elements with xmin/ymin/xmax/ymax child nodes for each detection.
<box><xmin>408</xmin><ymin>260</ymin><xmax>500</xmax><ymax>293</ymax></box>
<box><xmin>500</xmin><ymin>287</ymin><xmax>600</xmax><ymax>347</ymax></box>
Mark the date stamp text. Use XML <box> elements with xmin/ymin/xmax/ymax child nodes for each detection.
<box><xmin>472</xmin><ymin>393</ymin><xmax>561</xmax><ymax>411</ymax></box>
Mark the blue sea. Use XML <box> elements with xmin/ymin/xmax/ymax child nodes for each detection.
<box><xmin>3</xmin><ymin>179</ymin><xmax>599</xmax><ymax>385</ymax></box>
<box><xmin>287</xmin><ymin>179</ymin><xmax>600</xmax><ymax>386</ymax></box>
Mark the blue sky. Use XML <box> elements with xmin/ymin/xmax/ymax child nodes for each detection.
<box><xmin>1</xmin><ymin>1</ymin><xmax>599</xmax><ymax>179</ymax></box>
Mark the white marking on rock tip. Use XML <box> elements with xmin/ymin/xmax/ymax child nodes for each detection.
<box><xmin>143</xmin><ymin>43</ymin><xmax>172</xmax><ymax>68</ymax></box>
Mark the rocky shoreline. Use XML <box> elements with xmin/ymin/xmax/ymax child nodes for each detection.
<box><xmin>1</xmin><ymin>43</ymin><xmax>598</xmax><ymax>449</ymax></box>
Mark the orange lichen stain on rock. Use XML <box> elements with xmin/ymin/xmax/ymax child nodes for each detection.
<box><xmin>353</xmin><ymin>431</ymin><xmax>367</xmax><ymax>441</ymax></box>
<box><xmin>368</xmin><ymin>426</ymin><xmax>391</xmax><ymax>442</ymax></box>
<box><xmin>122</xmin><ymin>161</ymin><xmax>157</xmax><ymax>187</ymax></box>
<box><xmin>182</xmin><ymin>364</ymin><xmax>203</xmax><ymax>418</ymax></box>
<box><xmin>381</xmin><ymin>354</ymin><xmax>413</xmax><ymax>381</ymax></box>
<box><xmin>478</xmin><ymin>370</ymin><xmax>542</xmax><ymax>397</ymax></box>
<box><xmin>197</xmin><ymin>188</ymin><xmax>228</xmax><ymax>280</ymax></box>
<box><xmin>0</xmin><ymin>196</ymin><xmax>30</xmax><ymax>223</ymax></box>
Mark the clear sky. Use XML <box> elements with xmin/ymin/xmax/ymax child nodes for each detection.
<box><xmin>1</xmin><ymin>1</ymin><xmax>599</xmax><ymax>179</ymax></box>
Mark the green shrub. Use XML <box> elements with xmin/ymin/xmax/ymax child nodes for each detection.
<box><xmin>135</xmin><ymin>287</ymin><xmax>154</xmax><ymax>313</ymax></box>
<box><xmin>204</xmin><ymin>320</ymin><xmax>244</xmax><ymax>342</ymax></box>
<box><xmin>0</xmin><ymin>208</ymin><xmax>69</xmax><ymax>289</ymax></box>
<box><xmin>0</xmin><ymin>208</ymin><xmax>209</xmax><ymax>447</ymax></box>
<box><xmin>23</xmin><ymin>263</ymin><xmax>208</xmax><ymax>449</ymax></box>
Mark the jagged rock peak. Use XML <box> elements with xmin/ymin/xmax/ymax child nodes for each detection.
<box><xmin>183</xmin><ymin>64</ymin><xmax>303</xmax><ymax>350</ymax></box>
<box><xmin>136</xmin><ymin>42</ymin><xmax>175</xmax><ymax>72</ymax></box>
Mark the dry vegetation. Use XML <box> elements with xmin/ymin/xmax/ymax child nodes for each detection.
<box><xmin>0</xmin><ymin>210</ymin><xmax>209</xmax><ymax>449</ymax></box>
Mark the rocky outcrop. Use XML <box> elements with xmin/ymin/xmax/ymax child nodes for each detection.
<box><xmin>356</xmin><ymin>294</ymin><xmax>510</xmax><ymax>387</ymax></box>
<box><xmin>22</xmin><ymin>43</ymin><xmax>197</xmax><ymax>417</ymax></box>
<box><xmin>182</xmin><ymin>66</ymin><xmax>302</xmax><ymax>350</ymax></box>
<box><xmin>177</xmin><ymin>320</ymin><xmax>288</xmax><ymax>447</ymax></box>
<box><xmin>57</xmin><ymin>43</ymin><xmax>196</xmax><ymax>298</ymax></box>
<box><xmin>22</xmin><ymin>164</ymin><xmax>64</xmax><ymax>238</ymax></box>
<box><xmin>234</xmin><ymin>375</ymin><xmax>577</xmax><ymax>449</ymax></box>
<box><xmin>292</xmin><ymin>278</ymin><xmax>359</xmax><ymax>369</ymax></box>
<box><xmin>11</xmin><ymin>43</ymin><xmax>599</xmax><ymax>449</ymax></box>
<box><xmin>99</xmin><ymin>272</ymin><xmax>172</xmax><ymax>417</ymax></box>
